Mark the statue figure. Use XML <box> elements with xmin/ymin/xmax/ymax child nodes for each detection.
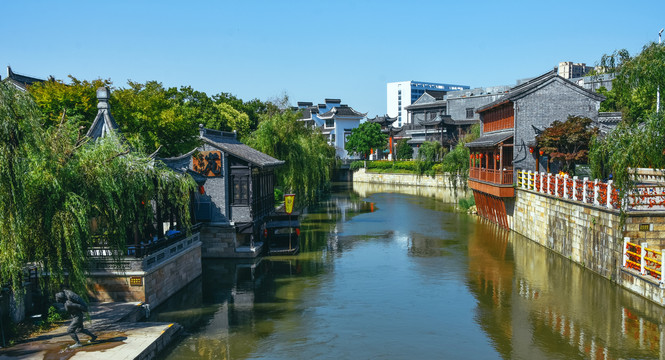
<box><xmin>55</xmin><ymin>290</ymin><xmax>97</xmax><ymax>349</ymax></box>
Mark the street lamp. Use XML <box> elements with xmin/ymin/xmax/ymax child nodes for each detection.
<box><xmin>658</xmin><ymin>28</ymin><xmax>664</xmax><ymax>113</ymax></box>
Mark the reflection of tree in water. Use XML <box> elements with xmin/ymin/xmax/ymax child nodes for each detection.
<box><xmin>466</xmin><ymin>221</ymin><xmax>665</xmax><ymax>359</ymax></box>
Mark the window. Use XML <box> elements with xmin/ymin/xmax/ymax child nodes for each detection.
<box><xmin>232</xmin><ymin>175</ymin><xmax>249</xmax><ymax>205</ymax></box>
<box><xmin>325</xmin><ymin>118</ymin><xmax>334</xmax><ymax>128</ymax></box>
<box><xmin>466</xmin><ymin>108</ymin><xmax>474</xmax><ymax>119</ymax></box>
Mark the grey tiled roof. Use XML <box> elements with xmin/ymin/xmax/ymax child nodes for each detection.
<box><xmin>318</xmin><ymin>105</ymin><xmax>366</xmax><ymax>118</ymax></box>
<box><xmin>477</xmin><ymin>70</ymin><xmax>605</xmax><ymax>113</ymax></box>
<box><xmin>465</xmin><ymin>130</ymin><xmax>513</xmax><ymax>148</ymax></box>
<box><xmin>3</xmin><ymin>66</ymin><xmax>46</xmax><ymax>91</ymax></box>
<box><xmin>598</xmin><ymin>112</ymin><xmax>622</xmax><ymax>123</ymax></box>
<box><xmin>201</xmin><ymin>129</ymin><xmax>284</xmax><ymax>168</ymax></box>
<box><xmin>367</xmin><ymin>115</ymin><xmax>397</xmax><ymax>126</ymax></box>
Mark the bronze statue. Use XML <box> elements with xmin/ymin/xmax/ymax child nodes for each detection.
<box><xmin>55</xmin><ymin>290</ymin><xmax>97</xmax><ymax>349</ymax></box>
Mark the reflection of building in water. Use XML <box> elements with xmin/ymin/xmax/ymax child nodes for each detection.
<box><xmin>353</xmin><ymin>181</ymin><xmax>468</xmax><ymax>203</ymax></box>
<box><xmin>468</xmin><ymin>222</ymin><xmax>665</xmax><ymax>359</ymax></box>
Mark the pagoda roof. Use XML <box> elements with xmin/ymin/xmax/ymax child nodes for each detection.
<box><xmin>367</xmin><ymin>114</ymin><xmax>397</xmax><ymax>126</ymax></box>
<box><xmin>86</xmin><ymin>87</ymin><xmax>120</xmax><ymax>140</ymax></box>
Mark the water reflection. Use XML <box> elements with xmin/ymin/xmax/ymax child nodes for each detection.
<box><xmin>150</xmin><ymin>184</ymin><xmax>665</xmax><ymax>360</ymax></box>
<box><xmin>468</xmin><ymin>222</ymin><xmax>665</xmax><ymax>359</ymax></box>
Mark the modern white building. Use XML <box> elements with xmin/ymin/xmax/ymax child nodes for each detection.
<box><xmin>557</xmin><ymin>62</ymin><xmax>594</xmax><ymax>79</ymax></box>
<box><xmin>296</xmin><ymin>98</ymin><xmax>366</xmax><ymax>159</ymax></box>
<box><xmin>387</xmin><ymin>80</ymin><xmax>469</xmax><ymax>127</ymax></box>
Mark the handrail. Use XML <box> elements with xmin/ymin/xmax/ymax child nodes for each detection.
<box><xmin>623</xmin><ymin>237</ymin><xmax>664</xmax><ymax>283</ymax></box>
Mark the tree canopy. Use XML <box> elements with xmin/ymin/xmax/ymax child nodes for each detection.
<box><xmin>596</xmin><ymin>42</ymin><xmax>665</xmax><ymax>122</ymax></box>
<box><xmin>395</xmin><ymin>139</ymin><xmax>412</xmax><ymax>160</ymax></box>
<box><xmin>0</xmin><ymin>82</ymin><xmax>195</xmax><ymax>296</ymax></box>
<box><xmin>536</xmin><ymin>116</ymin><xmax>598</xmax><ymax>174</ymax></box>
<box><xmin>28</xmin><ymin>77</ymin><xmax>273</xmax><ymax>157</ymax></box>
<box><xmin>344</xmin><ymin>122</ymin><xmax>387</xmax><ymax>159</ymax></box>
<box><xmin>245</xmin><ymin>109</ymin><xmax>335</xmax><ymax>206</ymax></box>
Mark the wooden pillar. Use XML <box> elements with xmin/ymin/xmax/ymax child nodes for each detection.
<box><xmin>499</xmin><ymin>145</ymin><xmax>504</xmax><ymax>184</ymax></box>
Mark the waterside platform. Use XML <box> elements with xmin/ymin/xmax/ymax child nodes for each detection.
<box><xmin>0</xmin><ymin>302</ymin><xmax>181</xmax><ymax>360</ymax></box>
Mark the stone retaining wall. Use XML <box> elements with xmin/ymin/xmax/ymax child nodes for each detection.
<box><xmin>88</xmin><ymin>242</ymin><xmax>202</xmax><ymax>309</ymax></box>
<box><xmin>511</xmin><ymin>188</ymin><xmax>665</xmax><ymax>306</ymax></box>
<box><xmin>353</xmin><ymin>168</ymin><xmax>463</xmax><ymax>188</ymax></box>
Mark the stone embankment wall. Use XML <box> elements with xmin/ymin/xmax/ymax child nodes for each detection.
<box><xmin>200</xmin><ymin>224</ymin><xmax>237</xmax><ymax>258</ymax></box>
<box><xmin>89</xmin><ymin>240</ymin><xmax>202</xmax><ymax>309</ymax></box>
<box><xmin>511</xmin><ymin>189</ymin><xmax>622</xmax><ymax>280</ymax></box>
<box><xmin>511</xmin><ymin>188</ymin><xmax>665</xmax><ymax>306</ymax></box>
<box><xmin>353</xmin><ymin>168</ymin><xmax>464</xmax><ymax>188</ymax></box>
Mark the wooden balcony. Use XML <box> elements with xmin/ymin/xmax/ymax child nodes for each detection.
<box><xmin>470</xmin><ymin>167</ymin><xmax>513</xmax><ymax>185</ymax></box>
<box><xmin>468</xmin><ymin>167</ymin><xmax>515</xmax><ymax>198</ymax></box>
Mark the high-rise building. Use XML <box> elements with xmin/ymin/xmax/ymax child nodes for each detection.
<box><xmin>387</xmin><ymin>81</ymin><xmax>469</xmax><ymax>127</ymax></box>
<box><xmin>557</xmin><ymin>62</ymin><xmax>594</xmax><ymax>79</ymax></box>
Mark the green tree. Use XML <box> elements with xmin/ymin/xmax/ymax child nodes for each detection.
<box><xmin>536</xmin><ymin>116</ymin><xmax>598</xmax><ymax>174</ymax></box>
<box><xmin>344</xmin><ymin>122</ymin><xmax>387</xmax><ymax>159</ymax></box>
<box><xmin>29</xmin><ymin>76</ymin><xmax>112</xmax><ymax>129</ymax></box>
<box><xmin>395</xmin><ymin>139</ymin><xmax>412</xmax><ymax>160</ymax></box>
<box><xmin>597</xmin><ymin>42</ymin><xmax>665</xmax><ymax>121</ymax></box>
<box><xmin>0</xmin><ymin>82</ymin><xmax>195</xmax><ymax>297</ymax></box>
<box><xmin>590</xmin><ymin>111</ymin><xmax>665</xmax><ymax>188</ymax></box>
<box><xmin>246</xmin><ymin>109</ymin><xmax>335</xmax><ymax>206</ymax></box>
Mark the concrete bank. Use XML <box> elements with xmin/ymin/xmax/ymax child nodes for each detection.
<box><xmin>352</xmin><ymin>168</ymin><xmax>469</xmax><ymax>202</ymax></box>
<box><xmin>0</xmin><ymin>302</ymin><xmax>181</xmax><ymax>360</ymax></box>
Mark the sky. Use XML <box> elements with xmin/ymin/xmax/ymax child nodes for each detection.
<box><xmin>2</xmin><ymin>0</ymin><xmax>665</xmax><ymax>118</ymax></box>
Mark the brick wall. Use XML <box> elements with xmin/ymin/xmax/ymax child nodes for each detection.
<box><xmin>513</xmin><ymin>80</ymin><xmax>601</xmax><ymax>174</ymax></box>
<box><xmin>199</xmin><ymin>223</ymin><xmax>237</xmax><ymax>258</ymax></box>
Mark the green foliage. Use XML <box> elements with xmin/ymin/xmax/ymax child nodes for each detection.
<box><xmin>0</xmin><ymin>82</ymin><xmax>195</xmax><ymax>298</ymax></box>
<box><xmin>246</xmin><ymin>109</ymin><xmax>335</xmax><ymax>206</ymax></box>
<box><xmin>349</xmin><ymin>160</ymin><xmax>364</xmax><ymax>171</ymax></box>
<box><xmin>415</xmin><ymin>141</ymin><xmax>444</xmax><ymax>175</ymax></box>
<box><xmin>29</xmin><ymin>77</ymin><xmax>112</xmax><ymax>130</ymax></box>
<box><xmin>589</xmin><ymin>111</ymin><xmax>665</xmax><ymax>193</ymax></box>
<box><xmin>458</xmin><ymin>195</ymin><xmax>475</xmax><ymax>211</ymax></box>
<box><xmin>344</xmin><ymin>122</ymin><xmax>387</xmax><ymax>159</ymax></box>
<box><xmin>29</xmin><ymin>77</ymin><xmax>274</xmax><ymax>158</ymax></box>
<box><xmin>46</xmin><ymin>305</ymin><xmax>64</xmax><ymax>324</ymax></box>
<box><xmin>536</xmin><ymin>116</ymin><xmax>598</xmax><ymax>174</ymax></box>
<box><xmin>395</xmin><ymin>139</ymin><xmax>412</xmax><ymax>160</ymax></box>
<box><xmin>274</xmin><ymin>187</ymin><xmax>284</xmax><ymax>203</ymax></box>
<box><xmin>597</xmin><ymin>43</ymin><xmax>665</xmax><ymax>122</ymax></box>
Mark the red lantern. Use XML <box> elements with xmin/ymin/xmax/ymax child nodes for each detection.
<box><xmin>198</xmin><ymin>185</ymin><xmax>205</xmax><ymax>194</ymax></box>
<box><xmin>495</xmin><ymin>154</ymin><xmax>500</xmax><ymax>161</ymax></box>
<box><xmin>529</xmin><ymin>146</ymin><xmax>534</xmax><ymax>154</ymax></box>
<box><xmin>479</xmin><ymin>153</ymin><xmax>483</xmax><ymax>159</ymax></box>
<box><xmin>539</xmin><ymin>150</ymin><xmax>544</xmax><ymax>156</ymax></box>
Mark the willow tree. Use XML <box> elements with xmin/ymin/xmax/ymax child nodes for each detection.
<box><xmin>589</xmin><ymin>111</ymin><xmax>665</xmax><ymax>194</ymax></box>
<box><xmin>0</xmin><ymin>82</ymin><xmax>195</xmax><ymax>297</ymax></box>
<box><xmin>245</xmin><ymin>109</ymin><xmax>335</xmax><ymax>206</ymax></box>
<box><xmin>596</xmin><ymin>42</ymin><xmax>665</xmax><ymax>122</ymax></box>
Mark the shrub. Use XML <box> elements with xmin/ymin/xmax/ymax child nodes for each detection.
<box><xmin>349</xmin><ymin>160</ymin><xmax>364</xmax><ymax>171</ymax></box>
<box><xmin>458</xmin><ymin>195</ymin><xmax>475</xmax><ymax>211</ymax></box>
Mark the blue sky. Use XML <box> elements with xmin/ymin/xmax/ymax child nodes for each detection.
<box><xmin>2</xmin><ymin>0</ymin><xmax>664</xmax><ymax>117</ymax></box>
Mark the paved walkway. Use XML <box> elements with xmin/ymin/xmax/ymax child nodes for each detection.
<box><xmin>0</xmin><ymin>302</ymin><xmax>181</xmax><ymax>360</ymax></box>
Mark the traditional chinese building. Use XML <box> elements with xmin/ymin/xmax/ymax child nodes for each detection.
<box><xmin>366</xmin><ymin>114</ymin><xmax>398</xmax><ymax>160</ymax></box>
<box><xmin>160</xmin><ymin>126</ymin><xmax>284</xmax><ymax>258</ymax></box>
<box><xmin>465</xmin><ymin>70</ymin><xmax>605</xmax><ymax>228</ymax></box>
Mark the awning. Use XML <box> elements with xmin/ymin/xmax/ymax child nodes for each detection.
<box><xmin>465</xmin><ymin>131</ymin><xmax>513</xmax><ymax>148</ymax></box>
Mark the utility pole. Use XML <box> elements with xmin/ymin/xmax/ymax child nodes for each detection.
<box><xmin>658</xmin><ymin>28</ymin><xmax>664</xmax><ymax>113</ymax></box>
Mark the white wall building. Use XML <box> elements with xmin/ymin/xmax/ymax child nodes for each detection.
<box><xmin>296</xmin><ymin>99</ymin><xmax>365</xmax><ymax>159</ymax></box>
<box><xmin>387</xmin><ymin>80</ymin><xmax>469</xmax><ymax>127</ymax></box>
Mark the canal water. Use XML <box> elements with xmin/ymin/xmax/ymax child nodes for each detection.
<box><xmin>151</xmin><ymin>183</ymin><xmax>665</xmax><ymax>359</ymax></box>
